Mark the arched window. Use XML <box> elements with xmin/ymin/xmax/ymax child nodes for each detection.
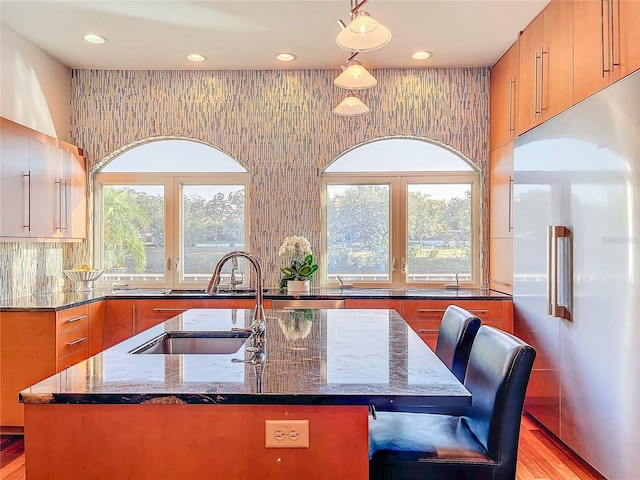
<box><xmin>94</xmin><ymin>138</ymin><xmax>248</xmax><ymax>289</ymax></box>
<box><xmin>322</xmin><ymin>137</ymin><xmax>481</xmax><ymax>288</ymax></box>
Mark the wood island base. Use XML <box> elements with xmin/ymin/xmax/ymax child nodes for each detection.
<box><xmin>24</xmin><ymin>403</ymin><xmax>369</xmax><ymax>479</ymax></box>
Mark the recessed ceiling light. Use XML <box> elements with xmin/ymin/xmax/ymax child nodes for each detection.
<box><xmin>187</xmin><ymin>54</ymin><xmax>207</xmax><ymax>63</ymax></box>
<box><xmin>276</xmin><ymin>53</ymin><xmax>297</xmax><ymax>62</ymax></box>
<box><xmin>83</xmin><ymin>34</ymin><xmax>107</xmax><ymax>45</ymax></box>
<box><xmin>412</xmin><ymin>51</ymin><xmax>433</xmax><ymax>61</ymax></box>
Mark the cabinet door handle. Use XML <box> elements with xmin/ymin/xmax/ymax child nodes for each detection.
<box><xmin>65</xmin><ymin>315</ymin><xmax>87</xmax><ymax>323</ymax></box>
<box><xmin>508</xmin><ymin>176</ymin><xmax>514</xmax><ymax>232</ymax></box>
<box><xmin>67</xmin><ymin>336</ymin><xmax>87</xmax><ymax>346</ymax></box>
<box><xmin>22</xmin><ymin>171</ymin><xmax>31</xmax><ymax>230</ymax></box>
<box><xmin>508</xmin><ymin>78</ymin><xmax>515</xmax><ymax>133</ymax></box>
<box><xmin>540</xmin><ymin>48</ymin><xmax>547</xmax><ymax>113</ymax></box>
<box><xmin>61</xmin><ymin>179</ymin><xmax>68</xmax><ymax>232</ymax></box>
<box><xmin>55</xmin><ymin>179</ymin><xmax>63</xmax><ymax>232</ymax></box>
<box><xmin>533</xmin><ymin>51</ymin><xmax>537</xmax><ymax>115</ymax></box>
<box><xmin>132</xmin><ymin>305</ymin><xmax>137</xmax><ymax>333</ymax></box>
<box><xmin>610</xmin><ymin>0</ymin><xmax>618</xmax><ymax>71</ymax></box>
<box><xmin>152</xmin><ymin>308</ymin><xmax>189</xmax><ymax>312</ymax></box>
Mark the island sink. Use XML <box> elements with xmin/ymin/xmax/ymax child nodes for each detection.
<box><xmin>130</xmin><ymin>331</ymin><xmax>251</xmax><ymax>355</ymax></box>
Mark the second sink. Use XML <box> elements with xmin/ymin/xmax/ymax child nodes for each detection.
<box><xmin>130</xmin><ymin>331</ymin><xmax>250</xmax><ymax>355</ymax></box>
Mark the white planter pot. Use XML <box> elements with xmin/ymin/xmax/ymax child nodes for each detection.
<box><xmin>287</xmin><ymin>280</ymin><xmax>310</xmax><ymax>294</ymax></box>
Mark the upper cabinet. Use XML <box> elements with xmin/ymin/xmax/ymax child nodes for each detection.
<box><xmin>574</xmin><ymin>0</ymin><xmax>640</xmax><ymax>103</ymax></box>
<box><xmin>490</xmin><ymin>40</ymin><xmax>519</xmax><ymax>150</ymax></box>
<box><xmin>517</xmin><ymin>0</ymin><xmax>574</xmax><ymax>136</ymax></box>
<box><xmin>0</xmin><ymin>118</ymin><xmax>87</xmax><ymax>242</ymax></box>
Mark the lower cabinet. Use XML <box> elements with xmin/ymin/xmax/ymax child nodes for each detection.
<box><xmin>105</xmin><ymin>299</ymin><xmax>141</xmax><ymax>349</ymax></box>
<box><xmin>207</xmin><ymin>298</ymin><xmax>272</xmax><ymax>309</ymax></box>
<box><xmin>56</xmin><ymin>305</ymin><xmax>89</xmax><ymax>371</ymax></box>
<box><xmin>140</xmin><ymin>299</ymin><xmax>207</xmax><ymax>331</ymax></box>
<box><xmin>0</xmin><ymin>301</ymin><xmax>104</xmax><ymax>428</ymax></box>
<box><xmin>344</xmin><ymin>298</ymin><xmax>402</xmax><ymax>313</ymax></box>
<box><xmin>106</xmin><ymin>298</ymin><xmax>264</xmax><ymax>348</ymax></box>
<box><xmin>402</xmin><ymin>299</ymin><xmax>513</xmax><ymax>350</ymax></box>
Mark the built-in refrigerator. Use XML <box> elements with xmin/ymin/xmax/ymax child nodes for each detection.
<box><xmin>513</xmin><ymin>70</ymin><xmax>639</xmax><ymax>480</ymax></box>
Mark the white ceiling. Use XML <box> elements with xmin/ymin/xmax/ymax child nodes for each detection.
<box><xmin>0</xmin><ymin>0</ymin><xmax>549</xmax><ymax>71</ymax></box>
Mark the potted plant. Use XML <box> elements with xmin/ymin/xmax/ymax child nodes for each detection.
<box><xmin>278</xmin><ymin>235</ymin><xmax>318</xmax><ymax>293</ymax></box>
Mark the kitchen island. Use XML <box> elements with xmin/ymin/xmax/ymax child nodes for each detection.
<box><xmin>21</xmin><ymin>308</ymin><xmax>470</xmax><ymax>479</ymax></box>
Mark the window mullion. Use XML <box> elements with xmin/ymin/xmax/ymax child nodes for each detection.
<box><xmin>165</xmin><ymin>178</ymin><xmax>176</xmax><ymax>287</ymax></box>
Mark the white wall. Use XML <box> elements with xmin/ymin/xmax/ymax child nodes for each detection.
<box><xmin>1</xmin><ymin>24</ymin><xmax>70</xmax><ymax>140</ymax></box>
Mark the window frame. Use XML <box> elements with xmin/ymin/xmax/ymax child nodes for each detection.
<box><xmin>93</xmin><ymin>171</ymin><xmax>249</xmax><ymax>289</ymax></box>
<box><xmin>321</xmin><ymin>170</ymin><xmax>481</xmax><ymax>289</ymax></box>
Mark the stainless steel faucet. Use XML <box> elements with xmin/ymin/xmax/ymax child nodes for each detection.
<box><xmin>206</xmin><ymin>251</ymin><xmax>265</xmax><ymax>333</ymax></box>
<box><xmin>229</xmin><ymin>256</ymin><xmax>244</xmax><ymax>290</ymax></box>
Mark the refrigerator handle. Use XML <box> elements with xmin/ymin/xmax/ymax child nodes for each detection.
<box><xmin>547</xmin><ymin>226</ymin><xmax>572</xmax><ymax>321</ymax></box>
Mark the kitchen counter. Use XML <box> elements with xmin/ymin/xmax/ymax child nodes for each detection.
<box><xmin>20</xmin><ymin>308</ymin><xmax>470</xmax><ymax>411</ymax></box>
<box><xmin>0</xmin><ymin>287</ymin><xmax>510</xmax><ymax>311</ymax></box>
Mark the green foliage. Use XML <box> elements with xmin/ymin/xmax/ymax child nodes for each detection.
<box><xmin>327</xmin><ymin>184</ymin><xmax>472</xmax><ymax>275</ymax></box>
<box><xmin>279</xmin><ymin>254</ymin><xmax>319</xmax><ymax>290</ymax></box>
<box><xmin>103</xmin><ymin>187</ymin><xmax>149</xmax><ymax>272</ymax></box>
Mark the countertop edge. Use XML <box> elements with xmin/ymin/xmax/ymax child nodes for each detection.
<box><xmin>1</xmin><ymin>288</ymin><xmax>512</xmax><ymax>311</ymax></box>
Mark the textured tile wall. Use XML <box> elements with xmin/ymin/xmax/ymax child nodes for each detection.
<box><xmin>0</xmin><ymin>67</ymin><xmax>489</xmax><ymax>297</ymax></box>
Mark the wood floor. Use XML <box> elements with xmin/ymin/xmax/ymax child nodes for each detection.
<box><xmin>0</xmin><ymin>414</ymin><xmax>605</xmax><ymax>480</ymax></box>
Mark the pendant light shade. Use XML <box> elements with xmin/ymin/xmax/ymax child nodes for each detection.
<box><xmin>334</xmin><ymin>60</ymin><xmax>377</xmax><ymax>90</ymax></box>
<box><xmin>336</xmin><ymin>11</ymin><xmax>392</xmax><ymax>52</ymax></box>
<box><xmin>333</xmin><ymin>92</ymin><xmax>370</xmax><ymax>116</ymax></box>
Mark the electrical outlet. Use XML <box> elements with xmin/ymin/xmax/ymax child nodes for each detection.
<box><xmin>265</xmin><ymin>420</ymin><xmax>309</xmax><ymax>448</ymax></box>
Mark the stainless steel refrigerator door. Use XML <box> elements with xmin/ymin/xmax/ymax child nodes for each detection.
<box><xmin>514</xmin><ymin>70</ymin><xmax>640</xmax><ymax>480</ymax></box>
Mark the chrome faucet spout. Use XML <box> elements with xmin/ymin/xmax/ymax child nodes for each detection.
<box><xmin>206</xmin><ymin>251</ymin><xmax>265</xmax><ymax>332</ymax></box>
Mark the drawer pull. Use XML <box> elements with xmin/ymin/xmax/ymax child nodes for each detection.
<box><xmin>66</xmin><ymin>337</ymin><xmax>87</xmax><ymax>346</ymax></box>
<box><xmin>152</xmin><ymin>308</ymin><xmax>189</xmax><ymax>312</ymax></box>
<box><xmin>65</xmin><ymin>315</ymin><xmax>87</xmax><ymax>323</ymax></box>
<box><xmin>417</xmin><ymin>329</ymin><xmax>436</xmax><ymax>334</ymax></box>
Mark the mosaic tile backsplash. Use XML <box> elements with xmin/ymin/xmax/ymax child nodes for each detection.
<box><xmin>1</xmin><ymin>67</ymin><xmax>489</xmax><ymax>297</ymax></box>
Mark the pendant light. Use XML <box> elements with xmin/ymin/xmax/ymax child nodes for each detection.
<box><xmin>334</xmin><ymin>60</ymin><xmax>377</xmax><ymax>90</ymax></box>
<box><xmin>336</xmin><ymin>9</ymin><xmax>391</xmax><ymax>53</ymax></box>
<box><xmin>333</xmin><ymin>91</ymin><xmax>370</xmax><ymax>116</ymax></box>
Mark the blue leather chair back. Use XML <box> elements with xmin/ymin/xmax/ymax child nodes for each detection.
<box><xmin>435</xmin><ymin>305</ymin><xmax>481</xmax><ymax>382</ymax></box>
<box><xmin>463</xmin><ymin>326</ymin><xmax>537</xmax><ymax>479</ymax></box>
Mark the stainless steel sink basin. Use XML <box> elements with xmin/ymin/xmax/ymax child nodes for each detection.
<box><xmin>130</xmin><ymin>331</ymin><xmax>250</xmax><ymax>355</ymax></box>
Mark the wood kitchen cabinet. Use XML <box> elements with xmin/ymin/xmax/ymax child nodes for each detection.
<box><xmin>489</xmin><ymin>238</ymin><xmax>513</xmax><ymax>295</ymax></box>
<box><xmin>490</xmin><ymin>39</ymin><xmax>519</xmax><ymax>150</ymax></box>
<box><xmin>107</xmin><ymin>298</ymin><xmax>227</xmax><ymax>347</ymax></box>
<box><xmin>0</xmin><ymin>117</ymin><xmax>87</xmax><ymax>241</ymax></box>
<box><xmin>402</xmin><ymin>299</ymin><xmax>512</xmax><ymax>350</ymax></box>
<box><xmin>517</xmin><ymin>0</ymin><xmax>573</xmax><ymax>135</ymax></box>
<box><xmin>140</xmin><ymin>299</ymin><xmax>207</xmax><ymax>331</ymax></box>
<box><xmin>0</xmin><ymin>303</ymin><xmax>102</xmax><ymax>428</ymax></box>
<box><xmin>105</xmin><ymin>299</ymin><xmax>141</xmax><ymax>348</ymax></box>
<box><xmin>574</xmin><ymin>0</ymin><xmax>640</xmax><ymax>103</ymax></box>
<box><xmin>56</xmin><ymin>305</ymin><xmax>90</xmax><ymax>371</ymax></box>
<box><xmin>489</xmin><ymin>142</ymin><xmax>514</xmax><ymax>239</ymax></box>
<box><xmin>88</xmin><ymin>300</ymin><xmax>106</xmax><ymax>356</ymax></box>
<box><xmin>207</xmin><ymin>298</ymin><xmax>272</xmax><ymax>309</ymax></box>
<box><xmin>344</xmin><ymin>298</ymin><xmax>401</xmax><ymax>313</ymax></box>
<box><xmin>489</xmin><ymin>141</ymin><xmax>514</xmax><ymax>294</ymax></box>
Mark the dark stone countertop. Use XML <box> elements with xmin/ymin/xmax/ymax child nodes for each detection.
<box><xmin>20</xmin><ymin>308</ymin><xmax>471</xmax><ymax>411</ymax></box>
<box><xmin>0</xmin><ymin>287</ymin><xmax>510</xmax><ymax>312</ymax></box>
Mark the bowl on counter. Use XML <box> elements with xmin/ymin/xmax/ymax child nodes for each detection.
<box><xmin>63</xmin><ymin>269</ymin><xmax>104</xmax><ymax>292</ymax></box>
